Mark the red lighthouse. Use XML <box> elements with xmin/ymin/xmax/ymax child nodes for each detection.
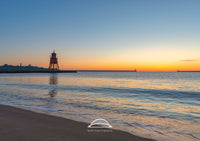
<box><xmin>49</xmin><ymin>51</ymin><xmax>59</xmax><ymax>70</ymax></box>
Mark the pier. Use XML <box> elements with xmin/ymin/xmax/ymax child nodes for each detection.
<box><xmin>0</xmin><ymin>70</ymin><xmax>77</xmax><ymax>73</ymax></box>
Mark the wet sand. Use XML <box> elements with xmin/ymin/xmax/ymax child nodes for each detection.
<box><xmin>0</xmin><ymin>104</ymin><xmax>155</xmax><ymax>141</ymax></box>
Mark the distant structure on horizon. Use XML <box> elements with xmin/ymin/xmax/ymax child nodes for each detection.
<box><xmin>0</xmin><ymin>64</ymin><xmax>48</xmax><ymax>71</ymax></box>
<box><xmin>49</xmin><ymin>51</ymin><xmax>59</xmax><ymax>70</ymax></box>
<box><xmin>0</xmin><ymin>51</ymin><xmax>77</xmax><ymax>73</ymax></box>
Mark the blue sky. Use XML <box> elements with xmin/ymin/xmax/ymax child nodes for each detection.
<box><xmin>0</xmin><ymin>0</ymin><xmax>200</xmax><ymax>71</ymax></box>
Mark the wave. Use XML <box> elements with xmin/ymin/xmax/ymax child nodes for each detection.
<box><xmin>2</xmin><ymin>83</ymin><xmax>200</xmax><ymax>102</ymax></box>
<box><xmin>1</xmin><ymin>83</ymin><xmax>200</xmax><ymax>121</ymax></box>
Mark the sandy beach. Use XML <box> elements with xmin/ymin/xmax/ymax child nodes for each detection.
<box><xmin>0</xmin><ymin>104</ymin><xmax>154</xmax><ymax>141</ymax></box>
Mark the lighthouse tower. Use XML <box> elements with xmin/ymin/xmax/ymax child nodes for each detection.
<box><xmin>49</xmin><ymin>51</ymin><xmax>59</xmax><ymax>70</ymax></box>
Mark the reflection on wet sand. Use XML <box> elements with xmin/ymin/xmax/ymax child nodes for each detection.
<box><xmin>49</xmin><ymin>75</ymin><xmax>58</xmax><ymax>97</ymax></box>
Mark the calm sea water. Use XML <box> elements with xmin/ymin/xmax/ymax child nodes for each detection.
<box><xmin>0</xmin><ymin>72</ymin><xmax>199</xmax><ymax>141</ymax></box>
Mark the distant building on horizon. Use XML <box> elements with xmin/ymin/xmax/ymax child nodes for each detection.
<box><xmin>0</xmin><ymin>64</ymin><xmax>48</xmax><ymax>71</ymax></box>
<box><xmin>0</xmin><ymin>51</ymin><xmax>77</xmax><ymax>73</ymax></box>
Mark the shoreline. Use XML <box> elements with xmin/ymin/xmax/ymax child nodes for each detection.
<box><xmin>0</xmin><ymin>70</ymin><xmax>77</xmax><ymax>73</ymax></box>
<box><xmin>0</xmin><ymin>104</ymin><xmax>155</xmax><ymax>141</ymax></box>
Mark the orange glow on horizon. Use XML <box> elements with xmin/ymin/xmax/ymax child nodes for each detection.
<box><xmin>57</xmin><ymin>58</ymin><xmax>200</xmax><ymax>71</ymax></box>
<box><xmin>1</xmin><ymin>48</ymin><xmax>200</xmax><ymax>72</ymax></box>
<box><xmin>59</xmin><ymin>62</ymin><xmax>200</xmax><ymax>72</ymax></box>
<box><xmin>2</xmin><ymin>60</ymin><xmax>200</xmax><ymax>72</ymax></box>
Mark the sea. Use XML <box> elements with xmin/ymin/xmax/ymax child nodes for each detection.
<box><xmin>0</xmin><ymin>72</ymin><xmax>199</xmax><ymax>141</ymax></box>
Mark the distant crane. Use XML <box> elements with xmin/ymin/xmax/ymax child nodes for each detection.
<box><xmin>49</xmin><ymin>51</ymin><xmax>59</xmax><ymax>70</ymax></box>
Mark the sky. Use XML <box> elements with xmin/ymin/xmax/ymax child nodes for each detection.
<box><xmin>0</xmin><ymin>0</ymin><xmax>200</xmax><ymax>71</ymax></box>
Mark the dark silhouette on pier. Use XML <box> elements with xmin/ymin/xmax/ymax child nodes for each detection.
<box><xmin>49</xmin><ymin>51</ymin><xmax>59</xmax><ymax>70</ymax></box>
<box><xmin>0</xmin><ymin>51</ymin><xmax>76</xmax><ymax>73</ymax></box>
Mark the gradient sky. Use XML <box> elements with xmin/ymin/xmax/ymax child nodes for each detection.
<box><xmin>0</xmin><ymin>0</ymin><xmax>200</xmax><ymax>71</ymax></box>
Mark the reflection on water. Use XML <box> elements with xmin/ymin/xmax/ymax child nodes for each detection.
<box><xmin>49</xmin><ymin>74</ymin><xmax>58</xmax><ymax>98</ymax></box>
<box><xmin>0</xmin><ymin>72</ymin><xmax>200</xmax><ymax>141</ymax></box>
<box><xmin>49</xmin><ymin>89</ymin><xmax>57</xmax><ymax>98</ymax></box>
